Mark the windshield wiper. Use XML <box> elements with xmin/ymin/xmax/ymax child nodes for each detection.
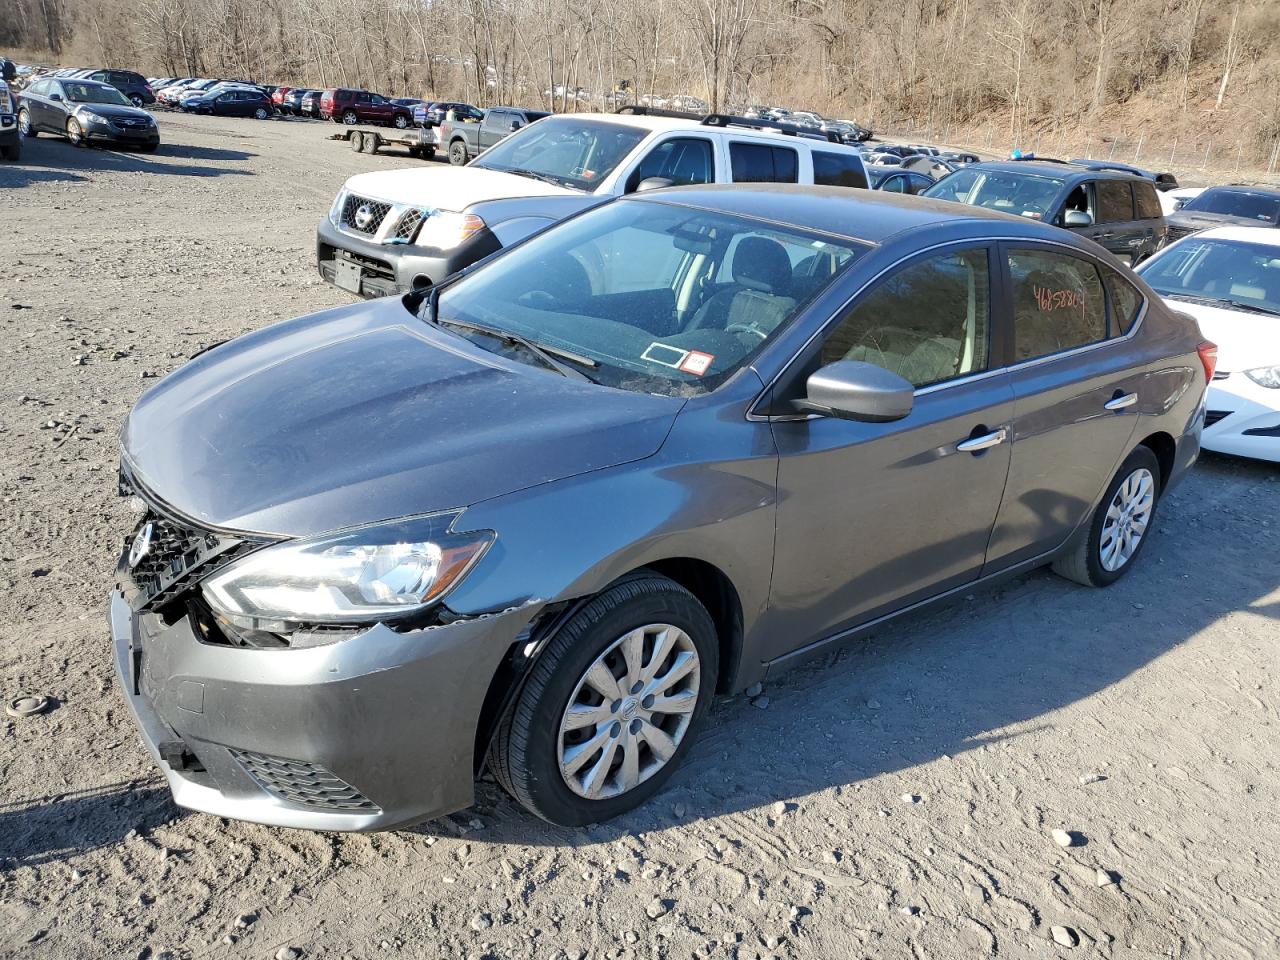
<box><xmin>1165</xmin><ymin>293</ymin><xmax>1280</xmax><ymax>317</ymax></box>
<box><xmin>504</xmin><ymin>167</ymin><xmax>575</xmax><ymax>189</ymax></box>
<box><xmin>429</xmin><ymin>314</ymin><xmax>598</xmax><ymax>382</ymax></box>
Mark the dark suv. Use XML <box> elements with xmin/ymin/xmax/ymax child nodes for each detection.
<box><xmin>82</xmin><ymin>69</ymin><xmax>155</xmax><ymax>107</ymax></box>
<box><xmin>320</xmin><ymin>89</ymin><xmax>414</xmax><ymax>128</ymax></box>
<box><xmin>925</xmin><ymin>160</ymin><xmax>1168</xmax><ymax>265</ymax></box>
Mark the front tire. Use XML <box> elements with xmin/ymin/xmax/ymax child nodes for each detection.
<box><xmin>18</xmin><ymin>108</ymin><xmax>35</xmax><ymax>137</ymax></box>
<box><xmin>493</xmin><ymin>575</ymin><xmax>718</xmax><ymax>826</ymax></box>
<box><xmin>393</xmin><ymin>113</ymin><xmax>409</xmax><ymax>129</ymax></box>
<box><xmin>1052</xmin><ymin>446</ymin><xmax>1161</xmax><ymax>587</ymax></box>
<box><xmin>66</xmin><ymin>117</ymin><xmax>84</xmax><ymax>147</ymax></box>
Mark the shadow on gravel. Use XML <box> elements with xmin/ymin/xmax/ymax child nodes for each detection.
<box><xmin>410</xmin><ymin>455</ymin><xmax>1279</xmax><ymax>847</ymax></box>
<box><xmin>0</xmin><ymin>780</ymin><xmax>182</xmax><ymax>868</ymax></box>
<box><xmin>0</xmin><ymin>137</ymin><xmax>252</xmax><ymax>182</ymax></box>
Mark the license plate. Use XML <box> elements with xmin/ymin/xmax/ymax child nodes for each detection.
<box><xmin>335</xmin><ymin>258</ymin><xmax>362</xmax><ymax>294</ymax></box>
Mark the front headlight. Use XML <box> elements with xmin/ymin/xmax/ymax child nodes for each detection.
<box><xmin>415</xmin><ymin>211</ymin><xmax>486</xmax><ymax>249</ymax></box>
<box><xmin>200</xmin><ymin>512</ymin><xmax>493</xmax><ymax>628</ymax></box>
<box><xmin>328</xmin><ymin>189</ymin><xmax>346</xmax><ymax>225</ymax></box>
<box><xmin>1244</xmin><ymin>365</ymin><xmax>1280</xmax><ymax>389</ymax></box>
<box><xmin>81</xmin><ymin>110</ymin><xmax>107</xmax><ymax>124</ymax></box>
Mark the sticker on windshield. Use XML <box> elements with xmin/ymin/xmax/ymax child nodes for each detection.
<box><xmin>679</xmin><ymin>351</ymin><xmax>714</xmax><ymax>376</ymax></box>
<box><xmin>642</xmin><ymin>342</ymin><xmax>689</xmax><ymax>369</ymax></box>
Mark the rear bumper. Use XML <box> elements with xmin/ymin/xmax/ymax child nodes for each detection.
<box><xmin>111</xmin><ymin>589</ymin><xmax>538</xmax><ymax>831</ymax></box>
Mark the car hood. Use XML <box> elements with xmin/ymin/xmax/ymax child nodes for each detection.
<box><xmin>341</xmin><ymin>165</ymin><xmax>576</xmax><ymax>210</ymax></box>
<box><xmin>122</xmin><ymin>299</ymin><xmax>684</xmax><ymax>537</ymax></box>
<box><xmin>1166</xmin><ymin>210</ymin><xmax>1265</xmax><ymax>233</ymax></box>
<box><xmin>72</xmin><ymin>102</ymin><xmax>150</xmax><ymax>120</ymax></box>
<box><xmin>1158</xmin><ymin>298</ymin><xmax>1280</xmax><ymax>371</ymax></box>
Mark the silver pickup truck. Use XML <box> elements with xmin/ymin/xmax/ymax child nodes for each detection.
<box><xmin>316</xmin><ymin>109</ymin><xmax>869</xmax><ymax>298</ymax></box>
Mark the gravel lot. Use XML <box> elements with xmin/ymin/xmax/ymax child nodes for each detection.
<box><xmin>1</xmin><ymin>113</ymin><xmax>1278</xmax><ymax>960</ymax></box>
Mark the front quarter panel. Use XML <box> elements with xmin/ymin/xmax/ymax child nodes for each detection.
<box><xmin>445</xmin><ymin>371</ymin><xmax>780</xmax><ymax>687</ymax></box>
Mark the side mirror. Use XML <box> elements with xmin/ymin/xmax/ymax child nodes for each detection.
<box><xmin>798</xmin><ymin>360</ymin><xmax>914</xmax><ymax>422</ymax></box>
<box><xmin>1172</xmin><ymin>198</ymin><xmax>1187</xmax><ymax>211</ymax></box>
<box><xmin>634</xmin><ymin>176</ymin><xmax>675</xmax><ymax>193</ymax></box>
<box><xmin>509</xmin><ymin>120</ymin><xmax>521</xmax><ymax>131</ymax></box>
<box><xmin>1063</xmin><ymin>210</ymin><xmax>1093</xmax><ymax>227</ymax></box>
<box><xmin>50</xmin><ymin>93</ymin><xmax>62</xmax><ymax>102</ymax></box>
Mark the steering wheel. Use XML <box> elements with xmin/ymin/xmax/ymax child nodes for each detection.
<box><xmin>516</xmin><ymin>290</ymin><xmax>561</xmax><ymax>310</ymax></box>
<box><xmin>724</xmin><ymin>320</ymin><xmax>770</xmax><ymax>342</ymax></box>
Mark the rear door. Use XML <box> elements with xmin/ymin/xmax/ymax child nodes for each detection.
<box><xmin>984</xmin><ymin>242</ymin><xmax>1143</xmax><ymax>572</ymax></box>
<box><xmin>727</xmin><ymin>141</ymin><xmax>799</xmax><ymax>184</ymax></box>
<box><xmin>1084</xmin><ymin>178</ymin><xmax>1142</xmax><ymax>263</ymax></box>
<box><xmin>1131</xmin><ymin>181</ymin><xmax>1166</xmax><ymax>262</ymax></box>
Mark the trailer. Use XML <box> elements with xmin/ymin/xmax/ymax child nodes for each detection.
<box><xmin>328</xmin><ymin>125</ymin><xmax>439</xmax><ymax>160</ymax></box>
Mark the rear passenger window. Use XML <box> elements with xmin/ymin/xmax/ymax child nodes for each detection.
<box><xmin>1009</xmin><ymin>249</ymin><xmax>1107</xmax><ymax>361</ymax></box>
<box><xmin>730</xmin><ymin>143</ymin><xmax>798</xmax><ymax>184</ymax></box>
<box><xmin>1134</xmin><ymin>183</ymin><xmax>1162</xmax><ymax>220</ymax></box>
<box><xmin>812</xmin><ymin>151</ymin><xmax>868</xmax><ymax>189</ymax></box>
<box><xmin>821</xmin><ymin>248</ymin><xmax>990</xmax><ymax>388</ymax></box>
<box><xmin>1095</xmin><ymin>180</ymin><xmax>1134</xmax><ymax>223</ymax></box>
<box><xmin>1101</xmin><ymin>265</ymin><xmax>1143</xmax><ymax>334</ymax></box>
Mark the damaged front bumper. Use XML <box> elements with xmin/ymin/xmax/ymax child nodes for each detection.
<box><xmin>110</xmin><ymin>588</ymin><xmax>537</xmax><ymax>831</ymax></box>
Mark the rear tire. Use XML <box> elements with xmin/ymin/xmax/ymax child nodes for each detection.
<box><xmin>492</xmin><ymin>574</ymin><xmax>718</xmax><ymax>827</ymax></box>
<box><xmin>1052</xmin><ymin>446</ymin><xmax>1161</xmax><ymax>587</ymax></box>
<box><xmin>360</xmin><ymin>132</ymin><xmax>379</xmax><ymax>154</ymax></box>
<box><xmin>349</xmin><ymin>131</ymin><xmax>364</xmax><ymax>153</ymax></box>
<box><xmin>342</xmin><ymin>109</ymin><xmax>358</xmax><ymax>125</ymax></box>
<box><xmin>253</xmin><ymin>106</ymin><xmax>269</xmax><ymax>120</ymax></box>
<box><xmin>449</xmin><ymin>139</ymin><xmax>468</xmax><ymax>165</ymax></box>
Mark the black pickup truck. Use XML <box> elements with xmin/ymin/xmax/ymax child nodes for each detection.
<box><xmin>442</xmin><ymin>106</ymin><xmax>549</xmax><ymax>165</ymax></box>
<box><xmin>0</xmin><ymin>59</ymin><xmax>19</xmax><ymax>161</ymax></box>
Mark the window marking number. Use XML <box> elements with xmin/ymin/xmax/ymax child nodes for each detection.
<box><xmin>1034</xmin><ymin>285</ymin><xmax>1085</xmax><ymax>311</ymax></box>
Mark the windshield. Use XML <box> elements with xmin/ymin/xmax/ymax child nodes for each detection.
<box><xmin>470</xmin><ymin>117</ymin><xmax>649</xmax><ymax>192</ymax></box>
<box><xmin>424</xmin><ymin>199</ymin><xmax>868</xmax><ymax>396</ymax></box>
<box><xmin>1182</xmin><ymin>189</ymin><xmax>1280</xmax><ymax>225</ymax></box>
<box><xmin>1137</xmin><ymin>237</ymin><xmax>1280</xmax><ymax>316</ymax></box>
<box><xmin>924</xmin><ymin>168</ymin><xmax>1065</xmax><ymax>220</ymax></box>
<box><xmin>63</xmin><ymin>82</ymin><xmax>132</xmax><ymax>106</ymax></box>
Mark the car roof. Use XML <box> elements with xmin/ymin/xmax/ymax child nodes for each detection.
<box><xmin>556</xmin><ymin>111</ymin><xmax>867</xmax><ymax>150</ymax></box>
<box><xmin>1194</xmin><ymin>226</ymin><xmax>1280</xmax><ymax>247</ymax></box>
<box><xmin>1199</xmin><ymin>184</ymin><xmax>1280</xmax><ymax>199</ymax></box>
<box><xmin>968</xmin><ymin>159</ymin><xmax>1146</xmax><ymax>182</ymax></box>
<box><xmin>54</xmin><ymin>77</ymin><xmax>114</xmax><ymax>89</ymax></box>
<box><xmin>634</xmin><ymin>183</ymin><xmax>1046</xmax><ymax>244</ymax></box>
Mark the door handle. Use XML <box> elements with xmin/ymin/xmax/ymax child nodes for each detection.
<box><xmin>1104</xmin><ymin>392</ymin><xmax>1137</xmax><ymax>411</ymax></box>
<box><xmin>956</xmin><ymin>427</ymin><xmax>1007</xmax><ymax>453</ymax></box>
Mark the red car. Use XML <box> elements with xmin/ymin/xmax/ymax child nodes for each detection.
<box><xmin>271</xmin><ymin>86</ymin><xmax>292</xmax><ymax>108</ymax></box>
<box><xmin>320</xmin><ymin>88</ymin><xmax>413</xmax><ymax>128</ymax></box>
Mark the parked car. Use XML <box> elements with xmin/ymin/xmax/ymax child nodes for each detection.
<box><xmin>299</xmin><ymin>90</ymin><xmax>323</xmax><ymax>119</ymax></box>
<box><xmin>270</xmin><ymin>86</ymin><xmax>293</xmax><ymax>109</ymax></box>
<box><xmin>867</xmin><ymin>165</ymin><xmax>934</xmax><ymax>194</ymax></box>
<box><xmin>1159</xmin><ymin>186</ymin><xmax>1205</xmax><ymax>216</ymax></box>
<box><xmin>1163</xmin><ymin>186</ymin><xmax>1280</xmax><ymax>244</ymax></box>
<box><xmin>924</xmin><ymin>160</ymin><xmax>1168</xmax><ymax>265</ymax></box>
<box><xmin>184</xmin><ymin>86</ymin><xmax>274</xmax><ymax>119</ymax></box>
<box><xmin>118</xmin><ymin>184</ymin><xmax>1211</xmax><ymax>831</ymax></box>
<box><xmin>941</xmin><ymin>151</ymin><xmax>981</xmax><ymax>165</ymax></box>
<box><xmin>321</xmin><ymin>88</ymin><xmax>414</xmax><ymax>128</ymax></box>
<box><xmin>160</xmin><ymin>78</ymin><xmax>217</xmax><ymax>106</ymax></box>
<box><xmin>317</xmin><ymin>109</ymin><xmax>870</xmax><ymax>297</ymax></box>
<box><xmin>78</xmin><ymin>68</ymin><xmax>155</xmax><ymax>107</ymax></box>
<box><xmin>821</xmin><ymin>119</ymin><xmax>872</xmax><ymax>143</ymax></box>
<box><xmin>0</xmin><ymin>73</ymin><xmax>20</xmax><ymax>161</ymax></box>
<box><xmin>16</xmin><ymin>76</ymin><xmax>159</xmax><ymax>150</ymax></box>
<box><xmin>413</xmin><ymin>100</ymin><xmax>484</xmax><ymax>128</ymax></box>
<box><xmin>442</xmin><ymin>106</ymin><xmax>550</xmax><ymax>165</ymax></box>
<box><xmin>1136</xmin><ymin>226</ymin><xmax>1280</xmax><ymax>462</ymax></box>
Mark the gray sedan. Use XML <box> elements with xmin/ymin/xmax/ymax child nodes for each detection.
<box><xmin>112</xmin><ymin>186</ymin><xmax>1212</xmax><ymax>830</ymax></box>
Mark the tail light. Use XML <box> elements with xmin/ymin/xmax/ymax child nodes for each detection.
<box><xmin>1197</xmin><ymin>341</ymin><xmax>1218</xmax><ymax>384</ymax></box>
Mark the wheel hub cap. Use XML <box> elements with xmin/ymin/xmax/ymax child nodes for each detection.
<box><xmin>557</xmin><ymin>623</ymin><xmax>700</xmax><ymax>800</ymax></box>
<box><xmin>1099</xmin><ymin>467</ymin><xmax>1154</xmax><ymax>572</ymax></box>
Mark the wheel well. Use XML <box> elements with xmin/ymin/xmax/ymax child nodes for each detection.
<box><xmin>641</xmin><ymin>558</ymin><xmax>744</xmax><ymax>694</ymax></box>
<box><xmin>1137</xmin><ymin>431</ymin><xmax>1175</xmax><ymax>488</ymax></box>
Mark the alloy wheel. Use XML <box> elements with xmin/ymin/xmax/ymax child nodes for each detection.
<box><xmin>557</xmin><ymin>623</ymin><xmax>700</xmax><ymax>800</ymax></box>
<box><xmin>394</xmin><ymin>114</ymin><xmax>408</xmax><ymax>129</ymax></box>
<box><xmin>255</xmin><ymin>107</ymin><xmax>269</xmax><ymax>120</ymax></box>
<box><xmin>66</xmin><ymin>118</ymin><xmax>83</xmax><ymax>146</ymax></box>
<box><xmin>18</xmin><ymin>109</ymin><xmax>31</xmax><ymax>136</ymax></box>
<box><xmin>343</xmin><ymin>110</ymin><xmax>357</xmax><ymax>125</ymax></box>
<box><xmin>1099</xmin><ymin>467</ymin><xmax>1154</xmax><ymax>572</ymax></box>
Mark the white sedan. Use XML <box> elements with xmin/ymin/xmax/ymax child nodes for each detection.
<box><xmin>1136</xmin><ymin>226</ymin><xmax>1280</xmax><ymax>462</ymax></box>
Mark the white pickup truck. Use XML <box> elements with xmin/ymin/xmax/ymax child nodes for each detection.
<box><xmin>316</xmin><ymin>109</ymin><xmax>870</xmax><ymax>298</ymax></box>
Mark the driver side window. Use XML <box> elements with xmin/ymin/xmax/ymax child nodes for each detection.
<box><xmin>821</xmin><ymin>248</ymin><xmax>991</xmax><ymax>388</ymax></box>
<box><xmin>627</xmin><ymin>138</ymin><xmax>713</xmax><ymax>191</ymax></box>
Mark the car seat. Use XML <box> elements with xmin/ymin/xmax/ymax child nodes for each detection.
<box><xmin>687</xmin><ymin>236</ymin><xmax>796</xmax><ymax>338</ymax></box>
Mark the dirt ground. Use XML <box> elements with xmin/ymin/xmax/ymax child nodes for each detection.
<box><xmin>1</xmin><ymin>113</ymin><xmax>1278</xmax><ymax>960</ymax></box>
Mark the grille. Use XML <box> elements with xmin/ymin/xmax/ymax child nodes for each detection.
<box><xmin>340</xmin><ymin>194</ymin><xmax>392</xmax><ymax>235</ymax></box>
<box><xmin>1204</xmin><ymin>409</ymin><xmax>1232</xmax><ymax>428</ymax></box>
<box><xmin>124</xmin><ymin>511</ymin><xmax>253</xmax><ymax>610</ymax></box>
<box><xmin>391</xmin><ymin>208</ymin><xmax>425</xmax><ymax>242</ymax></box>
<box><xmin>112</xmin><ymin>117</ymin><xmax>150</xmax><ymax>129</ymax></box>
<box><xmin>232</xmin><ymin>749</ymin><xmax>378</xmax><ymax>811</ymax></box>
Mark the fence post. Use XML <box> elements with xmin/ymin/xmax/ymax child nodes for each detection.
<box><xmin>1169</xmin><ymin>138</ymin><xmax>1177</xmax><ymax>167</ymax></box>
<box><xmin>1108</xmin><ymin>139</ymin><xmax>1117</xmax><ymax>159</ymax></box>
<box><xmin>1202</xmin><ymin>142</ymin><xmax>1211</xmax><ymax>171</ymax></box>
<box><xmin>1132</xmin><ymin>135</ymin><xmax>1143</xmax><ymax>164</ymax></box>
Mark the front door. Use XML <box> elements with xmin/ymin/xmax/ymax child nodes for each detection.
<box><xmin>766</xmin><ymin>245</ymin><xmax>1015</xmax><ymax>656</ymax></box>
<box><xmin>984</xmin><ymin>243</ymin><xmax>1142</xmax><ymax>571</ymax></box>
